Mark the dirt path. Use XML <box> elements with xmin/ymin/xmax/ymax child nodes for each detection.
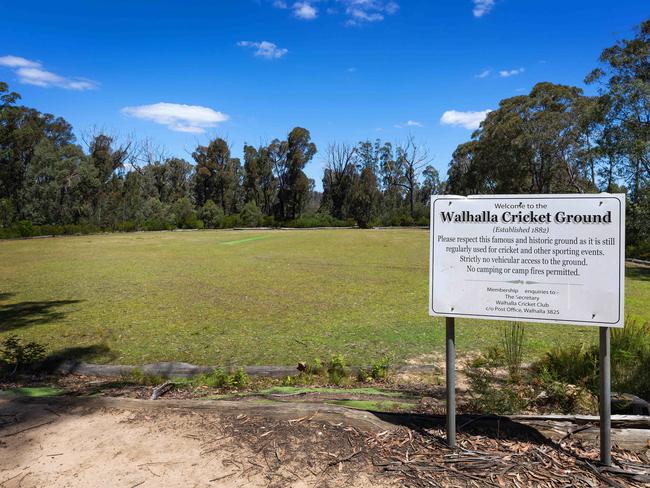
<box><xmin>1</xmin><ymin>396</ymin><xmax>648</xmax><ymax>487</ymax></box>
<box><xmin>0</xmin><ymin>398</ymin><xmax>392</xmax><ymax>488</ymax></box>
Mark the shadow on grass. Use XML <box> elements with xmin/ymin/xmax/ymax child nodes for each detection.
<box><xmin>0</xmin><ymin>299</ymin><xmax>82</xmax><ymax>332</ymax></box>
<box><xmin>626</xmin><ymin>265</ymin><xmax>650</xmax><ymax>282</ymax></box>
<box><xmin>39</xmin><ymin>344</ymin><xmax>116</xmax><ymax>372</ymax></box>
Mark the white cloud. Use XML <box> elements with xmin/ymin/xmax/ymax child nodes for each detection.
<box><xmin>346</xmin><ymin>67</ymin><xmax>357</xmax><ymax>72</ymax></box>
<box><xmin>293</xmin><ymin>2</ymin><xmax>318</xmax><ymax>19</ymax></box>
<box><xmin>472</xmin><ymin>0</ymin><xmax>495</xmax><ymax>17</ymax></box>
<box><xmin>475</xmin><ymin>69</ymin><xmax>491</xmax><ymax>79</ymax></box>
<box><xmin>237</xmin><ymin>41</ymin><xmax>288</xmax><ymax>59</ymax></box>
<box><xmin>121</xmin><ymin>102</ymin><xmax>229</xmax><ymax>133</ymax></box>
<box><xmin>407</xmin><ymin>120</ymin><xmax>423</xmax><ymax>127</ymax></box>
<box><xmin>0</xmin><ymin>55</ymin><xmax>40</xmax><ymax>68</ymax></box>
<box><xmin>0</xmin><ymin>55</ymin><xmax>98</xmax><ymax>90</ymax></box>
<box><xmin>271</xmin><ymin>0</ymin><xmax>398</xmax><ymax>25</ymax></box>
<box><xmin>499</xmin><ymin>67</ymin><xmax>525</xmax><ymax>77</ymax></box>
<box><xmin>342</xmin><ymin>0</ymin><xmax>399</xmax><ymax>26</ymax></box>
<box><xmin>440</xmin><ymin>110</ymin><xmax>491</xmax><ymax>130</ymax></box>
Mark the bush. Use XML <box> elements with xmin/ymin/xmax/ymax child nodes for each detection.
<box><xmin>240</xmin><ymin>201</ymin><xmax>263</xmax><ymax>227</ymax></box>
<box><xmin>465</xmin><ymin>355</ymin><xmax>528</xmax><ymax>414</ymax></box>
<box><xmin>127</xmin><ymin>368</ymin><xmax>166</xmax><ymax>386</ymax></box>
<box><xmin>190</xmin><ymin>367</ymin><xmax>249</xmax><ymax>389</ymax></box>
<box><xmin>358</xmin><ymin>356</ymin><xmax>391</xmax><ymax>382</ymax></box>
<box><xmin>502</xmin><ymin>323</ymin><xmax>525</xmax><ymax>381</ymax></box>
<box><xmin>1</xmin><ymin>335</ymin><xmax>46</xmax><ymax>374</ymax></box>
<box><xmin>0</xmin><ymin>198</ymin><xmax>13</xmax><ymax>228</ymax></box>
<box><xmin>327</xmin><ymin>354</ymin><xmax>348</xmax><ymax>385</ymax></box>
<box><xmin>172</xmin><ymin>197</ymin><xmax>201</xmax><ymax>229</ymax></box>
<box><xmin>285</xmin><ymin>214</ymin><xmax>351</xmax><ymax>228</ymax></box>
<box><xmin>13</xmin><ymin>220</ymin><xmax>34</xmax><ymax>237</ymax></box>
<box><xmin>222</xmin><ymin>214</ymin><xmax>242</xmax><ymax>228</ymax></box>
<box><xmin>536</xmin><ymin>318</ymin><xmax>650</xmax><ymax>401</ymax></box>
<box><xmin>199</xmin><ymin>200</ymin><xmax>225</xmax><ymax>229</ymax></box>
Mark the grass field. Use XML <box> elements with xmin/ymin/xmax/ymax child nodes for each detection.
<box><xmin>1</xmin><ymin>229</ymin><xmax>648</xmax><ymax>366</ymax></box>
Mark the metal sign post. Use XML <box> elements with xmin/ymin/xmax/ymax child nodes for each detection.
<box><xmin>600</xmin><ymin>326</ymin><xmax>611</xmax><ymax>466</ymax></box>
<box><xmin>446</xmin><ymin>316</ymin><xmax>456</xmax><ymax>447</ymax></box>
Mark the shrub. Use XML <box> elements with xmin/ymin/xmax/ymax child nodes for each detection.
<box><xmin>0</xmin><ymin>198</ymin><xmax>13</xmax><ymax>228</ymax></box>
<box><xmin>327</xmin><ymin>354</ymin><xmax>348</xmax><ymax>385</ymax></box>
<box><xmin>191</xmin><ymin>368</ymin><xmax>230</xmax><ymax>388</ymax></box>
<box><xmin>222</xmin><ymin>214</ymin><xmax>242</xmax><ymax>228</ymax></box>
<box><xmin>465</xmin><ymin>356</ymin><xmax>528</xmax><ymax>414</ymax></box>
<box><xmin>1</xmin><ymin>335</ymin><xmax>46</xmax><ymax>374</ymax></box>
<box><xmin>13</xmin><ymin>220</ymin><xmax>34</xmax><ymax>237</ymax></box>
<box><xmin>627</xmin><ymin>238</ymin><xmax>650</xmax><ymax>260</ymax></box>
<box><xmin>502</xmin><ymin>323</ymin><xmax>525</xmax><ymax>381</ymax></box>
<box><xmin>358</xmin><ymin>356</ymin><xmax>391</xmax><ymax>382</ymax></box>
<box><xmin>285</xmin><ymin>214</ymin><xmax>351</xmax><ymax>228</ymax></box>
<box><xmin>199</xmin><ymin>200</ymin><xmax>225</xmax><ymax>229</ymax></box>
<box><xmin>240</xmin><ymin>201</ymin><xmax>262</xmax><ymax>227</ymax></box>
<box><xmin>172</xmin><ymin>197</ymin><xmax>201</xmax><ymax>229</ymax></box>
<box><xmin>127</xmin><ymin>368</ymin><xmax>166</xmax><ymax>386</ymax></box>
<box><xmin>536</xmin><ymin>318</ymin><xmax>650</xmax><ymax>401</ymax></box>
<box><xmin>190</xmin><ymin>367</ymin><xmax>249</xmax><ymax>389</ymax></box>
<box><xmin>229</xmin><ymin>368</ymin><xmax>249</xmax><ymax>388</ymax></box>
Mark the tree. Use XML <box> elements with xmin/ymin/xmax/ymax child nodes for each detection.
<box><xmin>447</xmin><ymin>83</ymin><xmax>599</xmax><ymax>195</ymax></box>
<box><xmin>271</xmin><ymin>127</ymin><xmax>317</xmax><ymax>220</ymax></box>
<box><xmin>321</xmin><ymin>143</ymin><xmax>357</xmax><ymax>219</ymax></box>
<box><xmin>193</xmin><ymin>138</ymin><xmax>241</xmax><ymax>213</ymax></box>
<box><xmin>420</xmin><ymin>165</ymin><xmax>443</xmax><ymax>203</ymax></box>
<box><xmin>0</xmin><ymin>82</ymin><xmax>76</xmax><ymax>219</ymax></box>
<box><xmin>199</xmin><ymin>200</ymin><xmax>225</xmax><ymax>228</ymax></box>
<box><xmin>394</xmin><ymin>136</ymin><xmax>430</xmax><ymax>218</ymax></box>
<box><xmin>240</xmin><ymin>200</ymin><xmax>262</xmax><ymax>227</ymax></box>
<box><xmin>351</xmin><ymin>166</ymin><xmax>380</xmax><ymax>228</ymax></box>
<box><xmin>587</xmin><ymin>18</ymin><xmax>650</xmax><ymax>244</ymax></box>
<box><xmin>86</xmin><ymin>133</ymin><xmax>131</xmax><ymax>225</ymax></box>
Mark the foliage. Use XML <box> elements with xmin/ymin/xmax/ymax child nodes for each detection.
<box><xmin>536</xmin><ymin>318</ymin><xmax>650</xmax><ymax>401</ymax></box>
<box><xmin>190</xmin><ymin>368</ymin><xmax>249</xmax><ymax>389</ymax></box>
<box><xmin>502</xmin><ymin>323</ymin><xmax>526</xmax><ymax>381</ymax></box>
<box><xmin>326</xmin><ymin>354</ymin><xmax>348</xmax><ymax>385</ymax></box>
<box><xmin>1</xmin><ymin>335</ymin><xmax>46</xmax><ymax>374</ymax></box>
<box><xmin>285</xmin><ymin>213</ymin><xmax>351</xmax><ymax>228</ymax></box>
<box><xmin>127</xmin><ymin>368</ymin><xmax>166</xmax><ymax>386</ymax></box>
<box><xmin>240</xmin><ymin>201</ymin><xmax>263</xmax><ymax>227</ymax></box>
<box><xmin>199</xmin><ymin>200</ymin><xmax>225</xmax><ymax>229</ymax></box>
<box><xmin>465</xmin><ymin>355</ymin><xmax>528</xmax><ymax>414</ymax></box>
<box><xmin>358</xmin><ymin>356</ymin><xmax>391</xmax><ymax>382</ymax></box>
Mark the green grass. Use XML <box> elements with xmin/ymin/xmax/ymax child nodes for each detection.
<box><xmin>325</xmin><ymin>399</ymin><xmax>418</xmax><ymax>412</ymax></box>
<box><xmin>1</xmin><ymin>387</ymin><xmax>65</xmax><ymax>397</ymax></box>
<box><xmin>258</xmin><ymin>386</ymin><xmax>404</xmax><ymax>397</ymax></box>
<box><xmin>0</xmin><ymin>229</ymin><xmax>647</xmax><ymax>366</ymax></box>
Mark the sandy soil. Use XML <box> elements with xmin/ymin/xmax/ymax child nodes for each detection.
<box><xmin>0</xmin><ymin>400</ymin><xmax>393</xmax><ymax>488</ymax></box>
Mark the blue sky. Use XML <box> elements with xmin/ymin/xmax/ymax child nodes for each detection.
<box><xmin>1</xmin><ymin>0</ymin><xmax>647</xmax><ymax>190</ymax></box>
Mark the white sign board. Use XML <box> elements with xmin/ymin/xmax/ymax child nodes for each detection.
<box><xmin>429</xmin><ymin>194</ymin><xmax>625</xmax><ymax>327</ymax></box>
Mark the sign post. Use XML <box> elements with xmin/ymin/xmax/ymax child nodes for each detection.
<box><xmin>600</xmin><ymin>326</ymin><xmax>611</xmax><ymax>466</ymax></box>
<box><xmin>446</xmin><ymin>316</ymin><xmax>456</xmax><ymax>447</ymax></box>
<box><xmin>429</xmin><ymin>194</ymin><xmax>625</xmax><ymax>463</ymax></box>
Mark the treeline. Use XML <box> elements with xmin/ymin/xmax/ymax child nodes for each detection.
<box><xmin>447</xmin><ymin>19</ymin><xmax>650</xmax><ymax>256</ymax></box>
<box><xmin>0</xmin><ymin>82</ymin><xmax>442</xmax><ymax>238</ymax></box>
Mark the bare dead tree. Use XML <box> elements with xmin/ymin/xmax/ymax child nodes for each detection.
<box><xmin>395</xmin><ymin>135</ymin><xmax>432</xmax><ymax>218</ymax></box>
<box><xmin>322</xmin><ymin>142</ymin><xmax>357</xmax><ymax>219</ymax></box>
